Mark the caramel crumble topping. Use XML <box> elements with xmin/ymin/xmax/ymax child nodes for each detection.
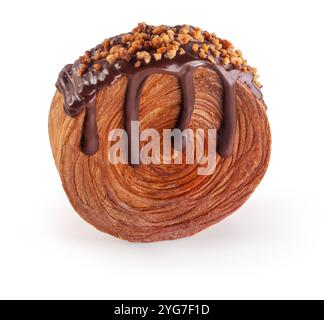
<box><xmin>77</xmin><ymin>23</ymin><xmax>261</xmax><ymax>87</ymax></box>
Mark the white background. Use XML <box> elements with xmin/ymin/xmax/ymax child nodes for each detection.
<box><xmin>0</xmin><ymin>0</ymin><xmax>323</xmax><ymax>300</ymax></box>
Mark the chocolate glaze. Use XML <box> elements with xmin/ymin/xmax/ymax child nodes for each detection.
<box><xmin>56</xmin><ymin>44</ymin><xmax>263</xmax><ymax>160</ymax></box>
<box><xmin>80</xmin><ymin>95</ymin><xmax>99</xmax><ymax>156</ymax></box>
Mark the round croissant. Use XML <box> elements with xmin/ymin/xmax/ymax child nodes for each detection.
<box><xmin>49</xmin><ymin>23</ymin><xmax>271</xmax><ymax>242</ymax></box>
<box><xmin>49</xmin><ymin>67</ymin><xmax>271</xmax><ymax>242</ymax></box>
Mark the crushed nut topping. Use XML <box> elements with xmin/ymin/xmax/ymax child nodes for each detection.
<box><xmin>136</xmin><ymin>51</ymin><xmax>151</xmax><ymax>64</ymax></box>
<box><xmin>76</xmin><ymin>23</ymin><xmax>260</xmax><ymax>86</ymax></box>
<box><xmin>179</xmin><ymin>48</ymin><xmax>186</xmax><ymax>56</ymax></box>
<box><xmin>92</xmin><ymin>63</ymin><xmax>102</xmax><ymax>71</ymax></box>
<box><xmin>153</xmin><ymin>53</ymin><xmax>162</xmax><ymax>61</ymax></box>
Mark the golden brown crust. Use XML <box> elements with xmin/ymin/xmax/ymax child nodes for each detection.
<box><xmin>49</xmin><ymin>67</ymin><xmax>271</xmax><ymax>242</ymax></box>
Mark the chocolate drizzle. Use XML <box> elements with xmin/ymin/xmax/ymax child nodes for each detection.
<box><xmin>80</xmin><ymin>95</ymin><xmax>98</xmax><ymax>156</ymax></box>
<box><xmin>56</xmin><ymin>41</ymin><xmax>263</xmax><ymax>160</ymax></box>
